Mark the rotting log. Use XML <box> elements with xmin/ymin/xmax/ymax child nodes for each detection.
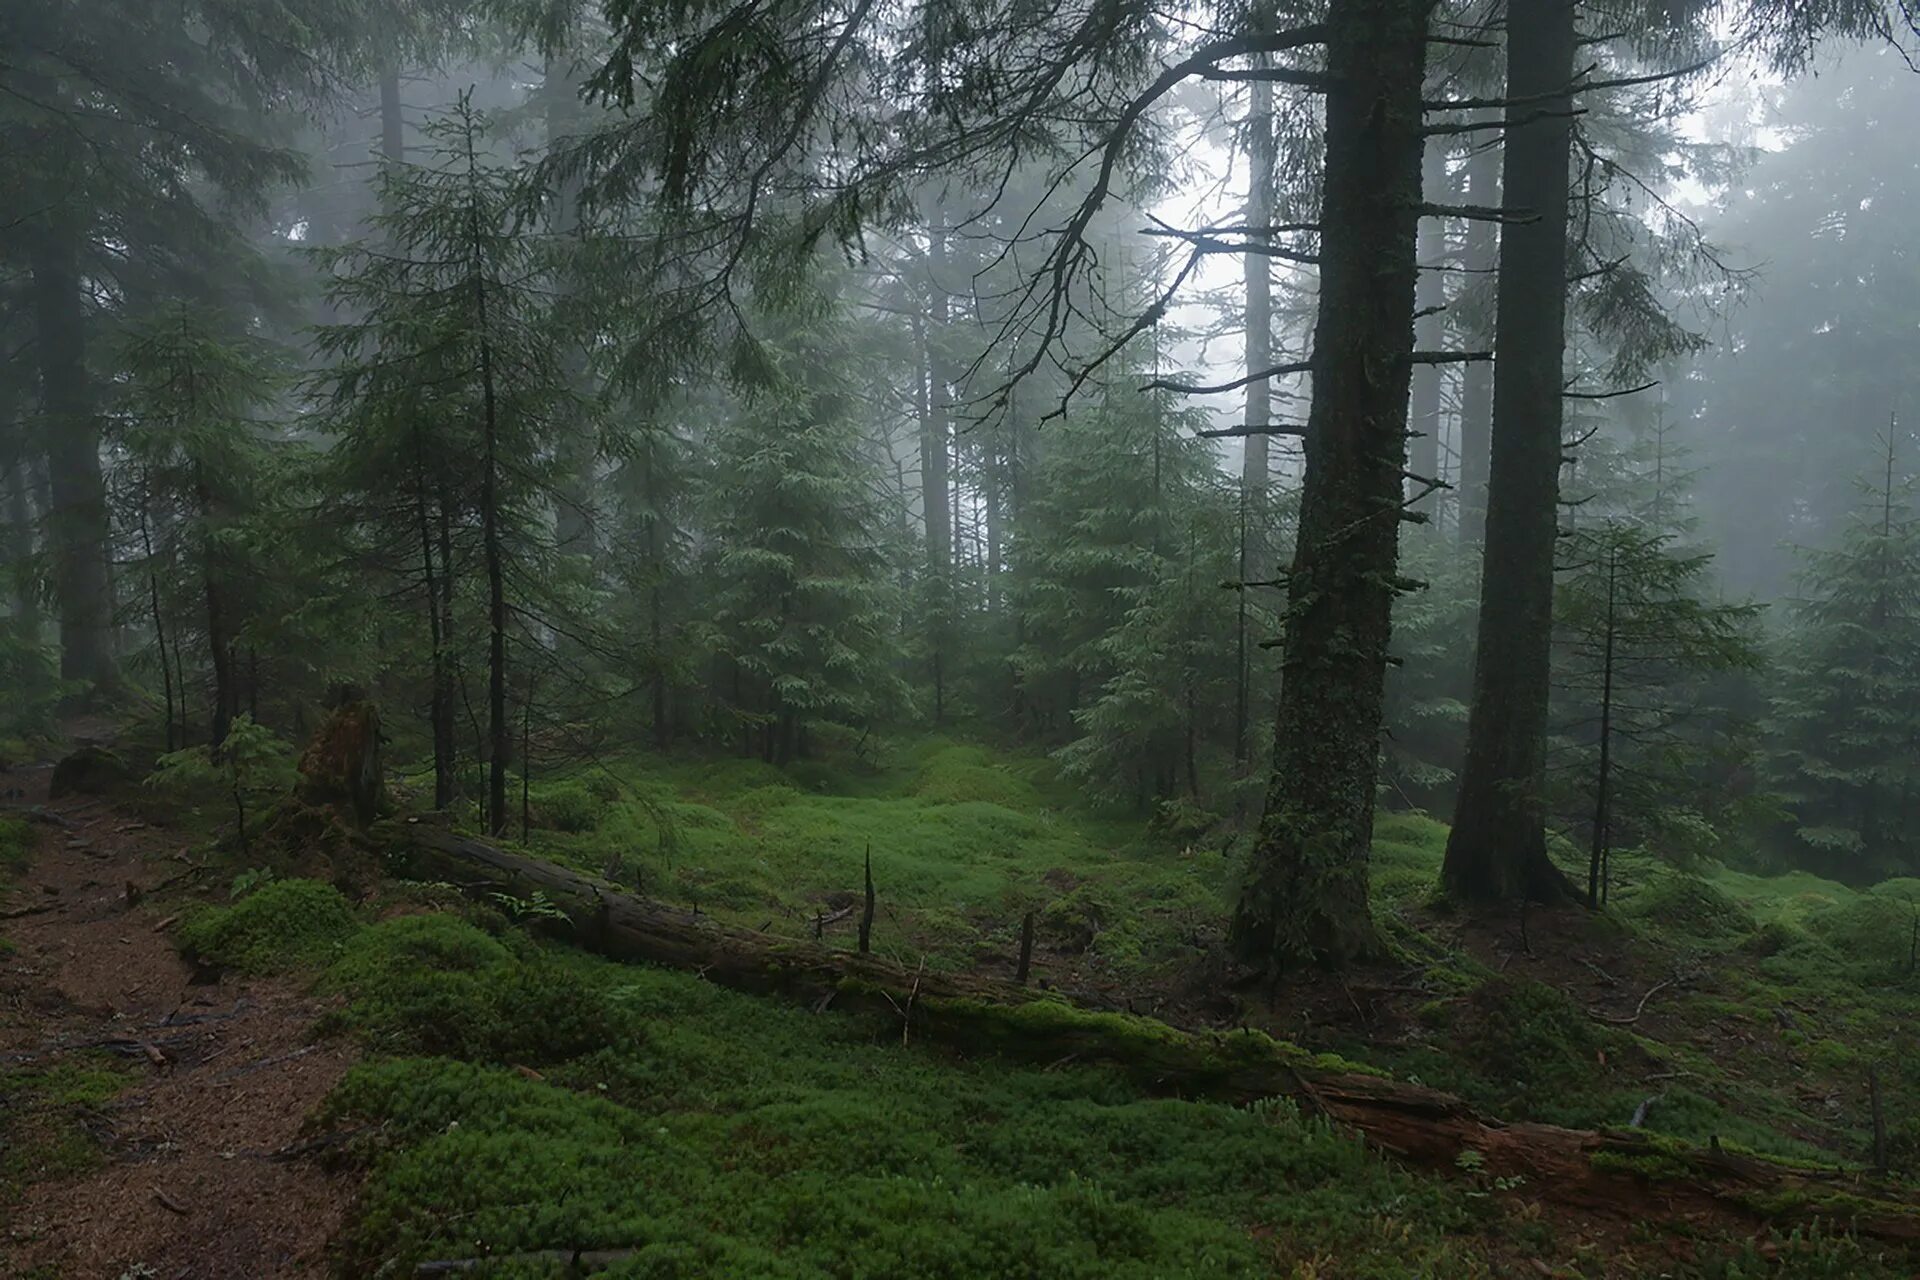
<box><xmin>383</xmin><ymin>821</ymin><xmax>1920</xmax><ymax>1242</ymax></box>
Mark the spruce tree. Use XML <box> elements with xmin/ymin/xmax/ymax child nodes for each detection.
<box><xmin>704</xmin><ymin>303</ymin><xmax>909</xmax><ymax>764</ymax></box>
<box><xmin>116</xmin><ymin>308</ymin><xmax>285</xmax><ymax>749</ymax></box>
<box><xmin>1554</xmin><ymin>521</ymin><xmax>1760</xmax><ymax>905</ymax></box>
<box><xmin>1768</xmin><ymin>429</ymin><xmax>1920</xmax><ymax>880</ymax></box>
<box><xmin>315</xmin><ymin>96</ymin><xmax>573</xmax><ymax>832</ymax></box>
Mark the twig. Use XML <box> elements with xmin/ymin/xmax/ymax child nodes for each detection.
<box><xmin>902</xmin><ymin>959</ymin><xmax>924</xmax><ymax>1047</ymax></box>
<box><xmin>1589</xmin><ymin>977</ymin><xmax>1675</xmax><ymax>1026</ymax></box>
<box><xmin>1576</xmin><ymin>957</ymin><xmax>1619</xmax><ymax>987</ymax></box>
<box><xmin>152</xmin><ymin>1186</ymin><xmax>191</xmax><ymax>1215</ymax></box>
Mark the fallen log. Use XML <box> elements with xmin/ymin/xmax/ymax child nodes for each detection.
<box><xmin>416</xmin><ymin>1248</ymin><xmax>637</xmax><ymax>1275</ymax></box>
<box><xmin>383</xmin><ymin>821</ymin><xmax>1920</xmax><ymax>1242</ymax></box>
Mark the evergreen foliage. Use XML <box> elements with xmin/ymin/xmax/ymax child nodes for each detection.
<box><xmin>1768</xmin><ymin>433</ymin><xmax>1920</xmax><ymax>879</ymax></box>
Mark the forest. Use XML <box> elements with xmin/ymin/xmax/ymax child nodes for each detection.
<box><xmin>4</xmin><ymin>0</ymin><xmax>1920</xmax><ymax>1275</ymax></box>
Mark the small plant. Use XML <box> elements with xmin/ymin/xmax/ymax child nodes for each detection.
<box><xmin>229</xmin><ymin>866</ymin><xmax>278</xmax><ymax>900</ymax></box>
<box><xmin>487</xmin><ymin>889</ymin><xmax>571</xmax><ymax>926</ymax></box>
<box><xmin>148</xmin><ymin>715</ymin><xmax>295</xmax><ymax>855</ymax></box>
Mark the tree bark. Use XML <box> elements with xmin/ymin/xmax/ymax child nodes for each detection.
<box><xmin>1228</xmin><ymin>0</ymin><xmax>1432</xmax><ymax>974</ymax></box>
<box><xmin>1453</xmin><ymin>129</ymin><xmax>1499</xmax><ymax>546</ymax></box>
<box><xmin>1442</xmin><ymin>0</ymin><xmax>1582</xmax><ymax>904</ymax></box>
<box><xmin>1408</xmin><ymin>139</ymin><xmax>1448</xmax><ymax>522</ymax></box>
<box><xmin>27</xmin><ymin>225</ymin><xmax>116</xmax><ymax>688</ymax></box>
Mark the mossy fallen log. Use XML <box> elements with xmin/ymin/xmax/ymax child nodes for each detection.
<box><xmin>383</xmin><ymin>821</ymin><xmax>1920</xmax><ymax>1243</ymax></box>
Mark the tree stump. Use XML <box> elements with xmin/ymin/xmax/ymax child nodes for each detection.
<box><xmin>295</xmin><ymin>699</ymin><xmax>385</xmax><ymax>828</ymax></box>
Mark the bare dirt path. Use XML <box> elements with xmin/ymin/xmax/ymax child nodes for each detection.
<box><xmin>0</xmin><ymin>756</ymin><xmax>360</xmax><ymax>1279</ymax></box>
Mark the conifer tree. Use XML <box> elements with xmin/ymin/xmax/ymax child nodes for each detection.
<box><xmin>116</xmin><ymin>308</ymin><xmax>285</xmax><ymax>749</ymax></box>
<box><xmin>704</xmin><ymin>303</ymin><xmax>909</xmax><ymax>764</ymax></box>
<box><xmin>316</xmin><ymin>96</ymin><xmax>573</xmax><ymax>832</ymax></box>
<box><xmin>1554</xmin><ymin>521</ymin><xmax>1760</xmax><ymax>905</ymax></box>
<box><xmin>1768</xmin><ymin>428</ymin><xmax>1920</xmax><ymax>880</ymax></box>
<box><xmin>1014</xmin><ymin>379</ymin><xmax>1236</xmax><ymax>803</ymax></box>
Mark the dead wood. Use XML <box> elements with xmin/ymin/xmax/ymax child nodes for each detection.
<box><xmin>382</xmin><ymin>821</ymin><xmax>1920</xmax><ymax>1242</ymax></box>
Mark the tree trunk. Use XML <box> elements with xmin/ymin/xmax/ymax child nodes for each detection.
<box><xmin>195</xmin><ymin>467</ymin><xmax>238</xmax><ymax>748</ymax></box>
<box><xmin>1442</xmin><ymin>0</ymin><xmax>1581</xmax><ymax>904</ymax></box>
<box><xmin>1</xmin><ymin>398</ymin><xmax>41</xmax><ymax>643</ymax></box>
<box><xmin>1588</xmin><ymin>537</ymin><xmax>1616</xmax><ymax>910</ymax></box>
<box><xmin>378</xmin><ymin>66</ymin><xmax>405</xmax><ymax>165</ymax></box>
<box><xmin>414</xmin><ymin>434</ymin><xmax>456</xmax><ymax>809</ymax></box>
<box><xmin>465</xmin><ymin>127</ymin><xmax>511</xmax><ymax>838</ymax></box>
<box><xmin>545</xmin><ymin>52</ymin><xmax>598</xmax><ymax>566</ymax></box>
<box><xmin>1408</xmin><ymin>139</ymin><xmax>1448</xmax><ymax>522</ymax></box>
<box><xmin>1237</xmin><ymin>67</ymin><xmax>1277</xmax><ymax>766</ymax></box>
<box><xmin>1228</xmin><ymin>0</ymin><xmax>1432</xmax><ymax>974</ymax></box>
<box><xmin>1454</xmin><ymin>128</ymin><xmax>1499</xmax><ymax>546</ymax></box>
<box><xmin>136</xmin><ymin>495</ymin><xmax>175</xmax><ymax>752</ymax></box>
<box><xmin>27</xmin><ymin>225</ymin><xmax>115</xmax><ymax>688</ymax></box>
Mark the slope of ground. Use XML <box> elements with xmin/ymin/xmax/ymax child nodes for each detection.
<box><xmin>0</xmin><ymin>762</ymin><xmax>359</xmax><ymax>1280</ymax></box>
<box><xmin>7</xmin><ymin>726</ymin><xmax>1920</xmax><ymax>1276</ymax></box>
<box><xmin>490</xmin><ymin>734</ymin><xmax>1920</xmax><ymax>1177</ymax></box>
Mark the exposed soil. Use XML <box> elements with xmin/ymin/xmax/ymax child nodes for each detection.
<box><xmin>0</xmin><ymin>757</ymin><xmax>360</xmax><ymax>1280</ymax></box>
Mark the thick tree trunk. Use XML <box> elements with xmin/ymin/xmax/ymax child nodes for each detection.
<box><xmin>1228</xmin><ymin>0</ymin><xmax>1432</xmax><ymax>974</ymax></box>
<box><xmin>1442</xmin><ymin>0</ymin><xmax>1582</xmax><ymax>904</ymax></box>
<box><xmin>1408</xmin><ymin>140</ymin><xmax>1448</xmax><ymax>522</ymax></box>
<box><xmin>387</xmin><ymin>823</ymin><xmax>1920</xmax><ymax>1244</ymax></box>
<box><xmin>1453</xmin><ymin>131</ymin><xmax>1499</xmax><ymax>546</ymax></box>
<box><xmin>27</xmin><ymin>227</ymin><xmax>115</xmax><ymax>688</ymax></box>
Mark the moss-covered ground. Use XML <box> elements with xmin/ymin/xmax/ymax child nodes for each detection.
<box><xmin>168</xmin><ymin>879</ymin><xmax>1910</xmax><ymax>1278</ymax></box>
<box><xmin>407</xmin><ymin>736</ymin><xmax>1920</xmax><ymax>1175</ymax></box>
<box><xmin>114</xmin><ymin>729</ymin><xmax>1920</xmax><ymax>1273</ymax></box>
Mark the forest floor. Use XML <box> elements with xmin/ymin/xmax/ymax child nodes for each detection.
<box><xmin>3</xmin><ymin>725</ymin><xmax>1919</xmax><ymax>1275</ymax></box>
<box><xmin>0</xmin><ymin>754</ymin><xmax>359</xmax><ymax>1279</ymax></box>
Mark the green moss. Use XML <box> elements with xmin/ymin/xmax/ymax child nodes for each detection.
<box><xmin>0</xmin><ymin>1053</ymin><xmax>136</xmax><ymax>1201</ymax></box>
<box><xmin>318</xmin><ymin>915</ymin><xmax>637</xmax><ymax>1063</ymax></box>
<box><xmin>1804</xmin><ymin>894</ymin><xmax>1920</xmax><ymax>980</ymax></box>
<box><xmin>1589</xmin><ymin>1144</ymin><xmax>1694</xmax><ymax>1182</ymax></box>
<box><xmin>911</xmin><ymin>745</ymin><xmax>1042</xmax><ymax>809</ymax></box>
<box><xmin>526</xmin><ymin>780</ymin><xmax>609</xmax><ymax>833</ymax></box>
<box><xmin>316</xmin><ymin>942</ymin><xmax>1478</xmax><ymax>1279</ymax></box>
<box><xmin>176</xmin><ymin>878</ymin><xmax>362</xmax><ymax>973</ymax></box>
<box><xmin>0</xmin><ymin>815</ymin><xmax>31</xmax><ymax>881</ymax></box>
<box><xmin>1620</xmin><ymin>871</ymin><xmax>1756</xmax><ymax>942</ymax></box>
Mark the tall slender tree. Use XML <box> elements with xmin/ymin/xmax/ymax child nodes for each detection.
<box><xmin>1442</xmin><ymin>0</ymin><xmax>1583</xmax><ymax>903</ymax></box>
